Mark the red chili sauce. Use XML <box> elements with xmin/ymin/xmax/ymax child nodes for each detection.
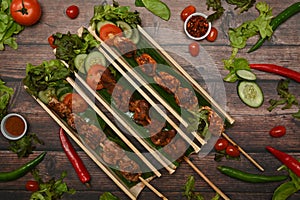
<box><xmin>186</xmin><ymin>15</ymin><xmax>209</xmax><ymax>38</ymax></box>
<box><xmin>5</xmin><ymin>116</ymin><xmax>25</xmax><ymax>136</ymax></box>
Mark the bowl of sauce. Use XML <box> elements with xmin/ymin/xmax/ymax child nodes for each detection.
<box><xmin>1</xmin><ymin>113</ymin><xmax>28</xmax><ymax>140</ymax></box>
<box><xmin>184</xmin><ymin>12</ymin><xmax>211</xmax><ymax>40</ymax></box>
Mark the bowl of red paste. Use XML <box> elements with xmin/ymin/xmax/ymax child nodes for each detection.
<box><xmin>1</xmin><ymin>113</ymin><xmax>28</xmax><ymax>140</ymax></box>
<box><xmin>184</xmin><ymin>12</ymin><xmax>211</xmax><ymax>40</ymax></box>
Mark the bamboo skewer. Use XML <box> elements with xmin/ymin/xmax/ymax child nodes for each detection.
<box><xmin>184</xmin><ymin>156</ymin><xmax>231</xmax><ymax>200</ymax></box>
<box><xmin>66</xmin><ymin>77</ymin><xmax>162</xmax><ymax>177</ymax></box>
<box><xmin>221</xmin><ymin>132</ymin><xmax>264</xmax><ymax>171</ymax></box>
<box><xmin>139</xmin><ymin>177</ymin><xmax>168</xmax><ymax>200</ymax></box>
<box><xmin>71</xmin><ymin>70</ymin><xmax>176</xmax><ymax>173</ymax></box>
<box><xmin>137</xmin><ymin>25</ymin><xmax>235</xmax><ymax>126</ymax></box>
<box><xmin>87</xmin><ymin>26</ymin><xmax>205</xmax><ymax>151</ymax></box>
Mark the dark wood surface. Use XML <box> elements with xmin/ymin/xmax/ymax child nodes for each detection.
<box><xmin>0</xmin><ymin>0</ymin><xmax>299</xmax><ymax>199</ymax></box>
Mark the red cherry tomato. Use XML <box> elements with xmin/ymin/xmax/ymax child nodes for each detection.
<box><xmin>225</xmin><ymin>145</ymin><xmax>240</xmax><ymax>157</ymax></box>
<box><xmin>99</xmin><ymin>24</ymin><xmax>123</xmax><ymax>43</ymax></box>
<box><xmin>47</xmin><ymin>35</ymin><xmax>57</xmax><ymax>49</ymax></box>
<box><xmin>189</xmin><ymin>42</ymin><xmax>199</xmax><ymax>57</ymax></box>
<box><xmin>269</xmin><ymin>125</ymin><xmax>286</xmax><ymax>138</ymax></box>
<box><xmin>181</xmin><ymin>5</ymin><xmax>196</xmax><ymax>21</ymax></box>
<box><xmin>66</xmin><ymin>5</ymin><xmax>79</xmax><ymax>19</ymax></box>
<box><xmin>63</xmin><ymin>93</ymin><xmax>88</xmax><ymax>113</ymax></box>
<box><xmin>10</xmin><ymin>0</ymin><xmax>42</xmax><ymax>26</ymax></box>
<box><xmin>214</xmin><ymin>138</ymin><xmax>229</xmax><ymax>151</ymax></box>
<box><xmin>25</xmin><ymin>180</ymin><xmax>39</xmax><ymax>192</ymax></box>
<box><xmin>206</xmin><ymin>27</ymin><xmax>218</xmax><ymax>42</ymax></box>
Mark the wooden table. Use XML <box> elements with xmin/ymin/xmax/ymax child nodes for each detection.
<box><xmin>0</xmin><ymin>0</ymin><xmax>299</xmax><ymax>199</ymax></box>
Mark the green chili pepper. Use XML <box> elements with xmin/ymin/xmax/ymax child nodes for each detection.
<box><xmin>217</xmin><ymin>165</ymin><xmax>288</xmax><ymax>183</ymax></box>
<box><xmin>248</xmin><ymin>2</ymin><xmax>300</xmax><ymax>53</ymax></box>
<box><xmin>0</xmin><ymin>152</ymin><xmax>46</xmax><ymax>182</ymax></box>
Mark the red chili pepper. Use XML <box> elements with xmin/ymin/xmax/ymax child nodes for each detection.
<box><xmin>59</xmin><ymin>128</ymin><xmax>91</xmax><ymax>186</ymax></box>
<box><xmin>266</xmin><ymin>146</ymin><xmax>300</xmax><ymax>177</ymax></box>
<box><xmin>249</xmin><ymin>64</ymin><xmax>300</xmax><ymax>83</ymax></box>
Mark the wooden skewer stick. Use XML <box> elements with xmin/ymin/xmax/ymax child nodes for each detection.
<box><xmin>221</xmin><ymin>132</ymin><xmax>264</xmax><ymax>171</ymax></box>
<box><xmin>139</xmin><ymin>177</ymin><xmax>168</xmax><ymax>200</ymax></box>
<box><xmin>183</xmin><ymin>156</ymin><xmax>230</xmax><ymax>200</ymax></box>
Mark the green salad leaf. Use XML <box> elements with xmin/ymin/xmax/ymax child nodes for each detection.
<box><xmin>0</xmin><ymin>0</ymin><xmax>24</xmax><ymax>50</ymax></box>
<box><xmin>99</xmin><ymin>192</ymin><xmax>120</xmax><ymax>200</ymax></box>
<box><xmin>135</xmin><ymin>0</ymin><xmax>171</xmax><ymax>21</ymax></box>
<box><xmin>0</xmin><ymin>79</ymin><xmax>14</xmax><ymax>120</ymax></box>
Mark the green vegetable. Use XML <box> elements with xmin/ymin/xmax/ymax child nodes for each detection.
<box><xmin>248</xmin><ymin>2</ymin><xmax>300</xmax><ymax>53</ymax></box>
<box><xmin>225</xmin><ymin>0</ymin><xmax>256</xmax><ymax>13</ymax></box>
<box><xmin>0</xmin><ymin>152</ymin><xmax>46</xmax><ymax>182</ymax></box>
<box><xmin>99</xmin><ymin>192</ymin><xmax>120</xmax><ymax>200</ymax></box>
<box><xmin>223</xmin><ymin>56</ymin><xmax>251</xmax><ymax>83</ymax></box>
<box><xmin>135</xmin><ymin>0</ymin><xmax>170</xmax><ymax>21</ymax></box>
<box><xmin>9</xmin><ymin>133</ymin><xmax>44</xmax><ymax>158</ymax></box>
<box><xmin>23</xmin><ymin>59</ymin><xmax>70</xmax><ymax>96</ymax></box>
<box><xmin>273</xmin><ymin>161</ymin><xmax>300</xmax><ymax>200</ymax></box>
<box><xmin>183</xmin><ymin>175</ymin><xmax>220</xmax><ymax>200</ymax></box>
<box><xmin>267</xmin><ymin>79</ymin><xmax>300</xmax><ymax>119</ymax></box>
<box><xmin>236</xmin><ymin>69</ymin><xmax>257</xmax><ymax>81</ymax></box>
<box><xmin>0</xmin><ymin>79</ymin><xmax>14</xmax><ymax>120</ymax></box>
<box><xmin>30</xmin><ymin>170</ymin><xmax>76</xmax><ymax>200</ymax></box>
<box><xmin>0</xmin><ymin>0</ymin><xmax>24</xmax><ymax>50</ymax></box>
<box><xmin>237</xmin><ymin>81</ymin><xmax>264</xmax><ymax>108</ymax></box>
<box><xmin>217</xmin><ymin>165</ymin><xmax>288</xmax><ymax>183</ymax></box>
<box><xmin>90</xmin><ymin>2</ymin><xmax>141</xmax><ymax>30</ymax></box>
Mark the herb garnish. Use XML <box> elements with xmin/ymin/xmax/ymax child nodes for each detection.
<box><xmin>99</xmin><ymin>192</ymin><xmax>120</xmax><ymax>200</ymax></box>
<box><xmin>0</xmin><ymin>79</ymin><xmax>14</xmax><ymax>120</ymax></box>
<box><xmin>9</xmin><ymin>133</ymin><xmax>44</xmax><ymax>158</ymax></box>
<box><xmin>135</xmin><ymin>0</ymin><xmax>171</xmax><ymax>21</ymax></box>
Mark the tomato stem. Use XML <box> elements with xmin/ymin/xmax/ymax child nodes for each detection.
<box><xmin>16</xmin><ymin>0</ymin><xmax>28</xmax><ymax>15</ymax></box>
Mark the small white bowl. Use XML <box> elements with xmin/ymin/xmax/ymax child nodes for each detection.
<box><xmin>184</xmin><ymin>12</ymin><xmax>211</xmax><ymax>40</ymax></box>
<box><xmin>1</xmin><ymin>113</ymin><xmax>28</xmax><ymax>140</ymax></box>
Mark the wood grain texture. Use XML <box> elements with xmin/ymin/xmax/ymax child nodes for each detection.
<box><xmin>0</xmin><ymin>0</ymin><xmax>299</xmax><ymax>199</ymax></box>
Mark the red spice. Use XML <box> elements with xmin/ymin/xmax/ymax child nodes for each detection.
<box><xmin>5</xmin><ymin>116</ymin><xmax>25</xmax><ymax>136</ymax></box>
<box><xmin>186</xmin><ymin>15</ymin><xmax>209</xmax><ymax>38</ymax></box>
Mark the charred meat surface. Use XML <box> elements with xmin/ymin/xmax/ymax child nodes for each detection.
<box><xmin>48</xmin><ymin>97</ymin><xmax>72</xmax><ymax>118</ymax></box>
<box><xmin>129</xmin><ymin>99</ymin><xmax>151</xmax><ymax>126</ymax></box>
<box><xmin>174</xmin><ymin>87</ymin><xmax>198</xmax><ymax>110</ymax></box>
<box><xmin>153</xmin><ymin>71</ymin><xmax>181</xmax><ymax>94</ymax></box>
<box><xmin>135</xmin><ymin>53</ymin><xmax>157</xmax><ymax>76</ymax></box>
<box><xmin>150</xmin><ymin>129</ymin><xmax>176</xmax><ymax>147</ymax></box>
<box><xmin>101</xmin><ymin>140</ymin><xmax>126</xmax><ymax>166</ymax></box>
<box><xmin>146</xmin><ymin>118</ymin><xmax>166</xmax><ymax>136</ymax></box>
<box><xmin>163</xmin><ymin>138</ymin><xmax>187</xmax><ymax>160</ymax></box>
<box><xmin>113</xmin><ymin>36</ymin><xmax>137</xmax><ymax>58</ymax></box>
<box><xmin>112</xmin><ymin>84</ymin><xmax>132</xmax><ymax>112</ymax></box>
<box><xmin>118</xmin><ymin>156</ymin><xmax>142</xmax><ymax>182</ymax></box>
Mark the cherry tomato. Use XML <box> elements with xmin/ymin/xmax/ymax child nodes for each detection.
<box><xmin>63</xmin><ymin>93</ymin><xmax>88</xmax><ymax>113</ymax></box>
<box><xmin>86</xmin><ymin>64</ymin><xmax>107</xmax><ymax>90</ymax></box>
<box><xmin>10</xmin><ymin>0</ymin><xmax>42</xmax><ymax>26</ymax></box>
<box><xmin>47</xmin><ymin>35</ymin><xmax>57</xmax><ymax>49</ymax></box>
<box><xmin>181</xmin><ymin>5</ymin><xmax>196</xmax><ymax>21</ymax></box>
<box><xmin>269</xmin><ymin>125</ymin><xmax>286</xmax><ymax>138</ymax></box>
<box><xmin>25</xmin><ymin>180</ymin><xmax>39</xmax><ymax>192</ymax></box>
<box><xmin>214</xmin><ymin>138</ymin><xmax>229</xmax><ymax>151</ymax></box>
<box><xmin>206</xmin><ymin>27</ymin><xmax>218</xmax><ymax>42</ymax></box>
<box><xmin>66</xmin><ymin>5</ymin><xmax>79</xmax><ymax>19</ymax></box>
<box><xmin>189</xmin><ymin>42</ymin><xmax>199</xmax><ymax>57</ymax></box>
<box><xmin>225</xmin><ymin>145</ymin><xmax>240</xmax><ymax>157</ymax></box>
<box><xmin>99</xmin><ymin>24</ymin><xmax>123</xmax><ymax>43</ymax></box>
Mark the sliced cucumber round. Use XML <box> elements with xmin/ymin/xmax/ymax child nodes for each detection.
<box><xmin>236</xmin><ymin>69</ymin><xmax>256</xmax><ymax>81</ymax></box>
<box><xmin>237</xmin><ymin>81</ymin><xmax>264</xmax><ymax>108</ymax></box>
<box><xmin>116</xmin><ymin>21</ymin><xmax>133</xmax><ymax>38</ymax></box>
<box><xmin>56</xmin><ymin>86</ymin><xmax>73</xmax><ymax>100</ymax></box>
<box><xmin>130</xmin><ymin>28</ymin><xmax>140</xmax><ymax>44</ymax></box>
<box><xmin>74</xmin><ymin>54</ymin><xmax>87</xmax><ymax>74</ymax></box>
<box><xmin>38</xmin><ymin>88</ymin><xmax>56</xmax><ymax>104</ymax></box>
<box><xmin>96</xmin><ymin>21</ymin><xmax>115</xmax><ymax>34</ymax></box>
<box><xmin>84</xmin><ymin>51</ymin><xmax>106</xmax><ymax>73</ymax></box>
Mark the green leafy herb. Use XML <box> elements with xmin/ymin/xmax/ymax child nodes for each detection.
<box><xmin>23</xmin><ymin>59</ymin><xmax>70</xmax><ymax>96</ymax></box>
<box><xmin>99</xmin><ymin>192</ymin><xmax>120</xmax><ymax>200</ymax></box>
<box><xmin>0</xmin><ymin>0</ymin><xmax>24</xmax><ymax>50</ymax></box>
<box><xmin>90</xmin><ymin>2</ymin><xmax>141</xmax><ymax>29</ymax></box>
<box><xmin>0</xmin><ymin>79</ymin><xmax>14</xmax><ymax>120</ymax></box>
<box><xmin>135</xmin><ymin>0</ymin><xmax>170</xmax><ymax>21</ymax></box>
<box><xmin>225</xmin><ymin>0</ymin><xmax>256</xmax><ymax>13</ymax></box>
<box><xmin>183</xmin><ymin>176</ymin><xmax>220</xmax><ymax>200</ymax></box>
<box><xmin>9</xmin><ymin>133</ymin><xmax>44</xmax><ymax>158</ymax></box>
<box><xmin>30</xmin><ymin>170</ymin><xmax>76</xmax><ymax>200</ymax></box>
<box><xmin>267</xmin><ymin>79</ymin><xmax>300</xmax><ymax>119</ymax></box>
<box><xmin>273</xmin><ymin>162</ymin><xmax>300</xmax><ymax>200</ymax></box>
<box><xmin>223</xmin><ymin>2</ymin><xmax>273</xmax><ymax>82</ymax></box>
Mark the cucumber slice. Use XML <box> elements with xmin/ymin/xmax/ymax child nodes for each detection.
<box><xmin>56</xmin><ymin>86</ymin><xmax>73</xmax><ymax>100</ymax></box>
<box><xmin>237</xmin><ymin>81</ymin><xmax>264</xmax><ymax>108</ymax></box>
<box><xmin>96</xmin><ymin>21</ymin><xmax>115</xmax><ymax>34</ymax></box>
<box><xmin>84</xmin><ymin>51</ymin><xmax>106</xmax><ymax>73</ymax></box>
<box><xmin>130</xmin><ymin>28</ymin><xmax>140</xmax><ymax>44</ymax></box>
<box><xmin>116</xmin><ymin>21</ymin><xmax>133</xmax><ymax>38</ymax></box>
<box><xmin>236</xmin><ymin>69</ymin><xmax>256</xmax><ymax>81</ymax></box>
<box><xmin>74</xmin><ymin>54</ymin><xmax>87</xmax><ymax>74</ymax></box>
<box><xmin>38</xmin><ymin>88</ymin><xmax>56</xmax><ymax>104</ymax></box>
<box><xmin>59</xmin><ymin>92</ymin><xmax>71</xmax><ymax>102</ymax></box>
